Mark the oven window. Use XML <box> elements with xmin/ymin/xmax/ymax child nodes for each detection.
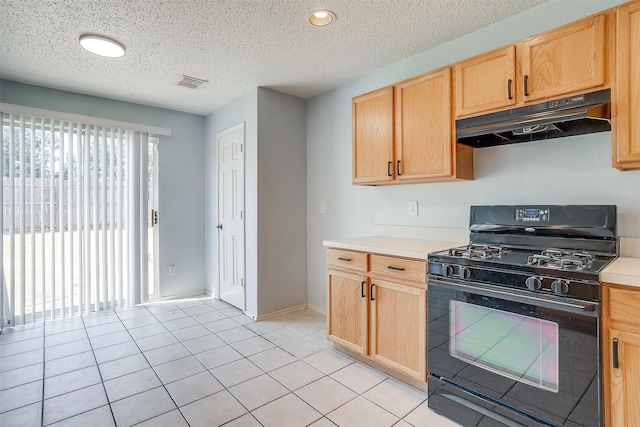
<box><xmin>450</xmin><ymin>300</ymin><xmax>559</xmax><ymax>392</ymax></box>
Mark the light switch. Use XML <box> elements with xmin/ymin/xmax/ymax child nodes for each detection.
<box><xmin>320</xmin><ymin>202</ymin><xmax>326</xmax><ymax>214</ymax></box>
<box><xmin>409</xmin><ymin>201</ymin><xmax>418</xmax><ymax>216</ymax></box>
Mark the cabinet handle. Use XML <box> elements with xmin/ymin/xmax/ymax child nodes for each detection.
<box><xmin>370</xmin><ymin>283</ymin><xmax>375</xmax><ymax>301</ymax></box>
<box><xmin>337</xmin><ymin>257</ymin><xmax>351</xmax><ymax>262</ymax></box>
<box><xmin>507</xmin><ymin>79</ymin><xmax>513</xmax><ymax>100</ymax></box>
<box><xmin>523</xmin><ymin>75</ymin><xmax>529</xmax><ymax>97</ymax></box>
<box><xmin>387</xmin><ymin>265</ymin><xmax>405</xmax><ymax>271</ymax></box>
<box><xmin>613</xmin><ymin>338</ymin><xmax>619</xmax><ymax>369</ymax></box>
<box><xmin>397</xmin><ymin>160</ymin><xmax>402</xmax><ymax>176</ymax></box>
<box><xmin>387</xmin><ymin>161</ymin><xmax>392</xmax><ymax>177</ymax></box>
<box><xmin>361</xmin><ymin>281</ymin><xmax>366</xmax><ymax>298</ymax></box>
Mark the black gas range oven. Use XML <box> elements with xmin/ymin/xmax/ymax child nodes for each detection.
<box><xmin>427</xmin><ymin>205</ymin><xmax>617</xmax><ymax>427</ymax></box>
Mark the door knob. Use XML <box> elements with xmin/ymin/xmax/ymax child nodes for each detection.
<box><xmin>216</xmin><ymin>224</ymin><xmax>223</xmax><ymax>230</ymax></box>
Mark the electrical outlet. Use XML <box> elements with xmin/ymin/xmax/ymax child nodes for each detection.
<box><xmin>169</xmin><ymin>265</ymin><xmax>176</xmax><ymax>276</ymax></box>
<box><xmin>409</xmin><ymin>201</ymin><xmax>418</xmax><ymax>216</ymax></box>
<box><xmin>320</xmin><ymin>202</ymin><xmax>326</xmax><ymax>214</ymax></box>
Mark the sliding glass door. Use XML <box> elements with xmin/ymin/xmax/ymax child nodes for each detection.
<box><xmin>1</xmin><ymin>112</ymin><xmax>150</xmax><ymax>326</ymax></box>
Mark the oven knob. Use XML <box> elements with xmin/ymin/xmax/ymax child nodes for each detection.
<box><xmin>525</xmin><ymin>276</ymin><xmax>542</xmax><ymax>291</ymax></box>
<box><xmin>459</xmin><ymin>267</ymin><xmax>471</xmax><ymax>280</ymax></box>
<box><xmin>442</xmin><ymin>264</ymin><xmax>455</xmax><ymax>277</ymax></box>
<box><xmin>551</xmin><ymin>280</ymin><xmax>569</xmax><ymax>295</ymax></box>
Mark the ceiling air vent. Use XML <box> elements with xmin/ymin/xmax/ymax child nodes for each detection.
<box><xmin>176</xmin><ymin>75</ymin><xmax>208</xmax><ymax>89</ymax></box>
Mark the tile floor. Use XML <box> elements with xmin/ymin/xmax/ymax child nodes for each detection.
<box><xmin>0</xmin><ymin>297</ymin><xmax>462</xmax><ymax>427</ymax></box>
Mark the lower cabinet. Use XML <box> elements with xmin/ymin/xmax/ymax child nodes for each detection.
<box><xmin>327</xmin><ymin>269</ymin><xmax>368</xmax><ymax>354</ymax></box>
<box><xmin>369</xmin><ymin>279</ymin><xmax>427</xmax><ymax>380</ymax></box>
<box><xmin>326</xmin><ymin>248</ymin><xmax>427</xmax><ymax>382</ymax></box>
<box><xmin>602</xmin><ymin>283</ymin><xmax>640</xmax><ymax>427</ymax></box>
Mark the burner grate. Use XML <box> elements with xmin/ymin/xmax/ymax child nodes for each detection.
<box><xmin>450</xmin><ymin>244</ymin><xmax>508</xmax><ymax>260</ymax></box>
<box><xmin>527</xmin><ymin>249</ymin><xmax>594</xmax><ymax>270</ymax></box>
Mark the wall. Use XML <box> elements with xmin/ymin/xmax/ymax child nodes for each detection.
<box><xmin>204</xmin><ymin>88</ymin><xmax>307</xmax><ymax>318</ymax></box>
<box><xmin>0</xmin><ymin>80</ymin><xmax>207</xmax><ymax>300</ymax></box>
<box><xmin>256</xmin><ymin>88</ymin><xmax>307</xmax><ymax>316</ymax></box>
<box><xmin>305</xmin><ymin>0</ymin><xmax>640</xmax><ymax>311</ymax></box>
<box><xmin>204</xmin><ymin>89</ymin><xmax>258</xmax><ymax>315</ymax></box>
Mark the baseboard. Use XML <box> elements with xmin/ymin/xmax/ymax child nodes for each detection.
<box><xmin>256</xmin><ymin>303</ymin><xmax>325</xmax><ymax>321</ymax></box>
<box><xmin>153</xmin><ymin>291</ymin><xmax>211</xmax><ymax>303</ymax></box>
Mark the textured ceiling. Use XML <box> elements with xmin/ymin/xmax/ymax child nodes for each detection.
<box><xmin>0</xmin><ymin>0</ymin><xmax>547</xmax><ymax>115</ymax></box>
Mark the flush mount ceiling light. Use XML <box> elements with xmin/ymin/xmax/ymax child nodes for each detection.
<box><xmin>79</xmin><ymin>34</ymin><xmax>125</xmax><ymax>58</ymax></box>
<box><xmin>309</xmin><ymin>9</ymin><xmax>336</xmax><ymax>26</ymax></box>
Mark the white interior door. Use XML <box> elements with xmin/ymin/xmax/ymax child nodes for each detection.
<box><xmin>217</xmin><ymin>123</ymin><xmax>245</xmax><ymax>310</ymax></box>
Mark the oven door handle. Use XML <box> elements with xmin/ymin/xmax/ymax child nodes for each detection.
<box><xmin>429</xmin><ymin>278</ymin><xmax>599</xmax><ymax>316</ymax></box>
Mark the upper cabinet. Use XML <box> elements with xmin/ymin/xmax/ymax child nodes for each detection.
<box><xmin>353</xmin><ymin>3</ymin><xmax>635</xmax><ymax>180</ymax></box>
<box><xmin>353</xmin><ymin>67</ymin><xmax>473</xmax><ymax>186</ymax></box>
<box><xmin>612</xmin><ymin>0</ymin><xmax>640</xmax><ymax>170</ymax></box>
<box><xmin>454</xmin><ymin>12</ymin><xmax>610</xmax><ymax>118</ymax></box>
<box><xmin>352</xmin><ymin>87</ymin><xmax>395</xmax><ymax>184</ymax></box>
<box><xmin>519</xmin><ymin>13</ymin><xmax>607</xmax><ymax>102</ymax></box>
<box><xmin>454</xmin><ymin>46</ymin><xmax>517</xmax><ymax>117</ymax></box>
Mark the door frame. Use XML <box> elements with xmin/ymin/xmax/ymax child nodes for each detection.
<box><xmin>216</xmin><ymin>122</ymin><xmax>246</xmax><ymax>310</ymax></box>
<box><xmin>150</xmin><ymin>138</ymin><xmax>159</xmax><ymax>301</ymax></box>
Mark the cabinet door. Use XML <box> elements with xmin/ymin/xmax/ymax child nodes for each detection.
<box><xmin>395</xmin><ymin>68</ymin><xmax>453</xmax><ymax>180</ymax></box>
<box><xmin>520</xmin><ymin>13</ymin><xmax>606</xmax><ymax>102</ymax></box>
<box><xmin>607</xmin><ymin>329</ymin><xmax>640</xmax><ymax>427</ymax></box>
<box><xmin>613</xmin><ymin>0</ymin><xmax>640</xmax><ymax>170</ymax></box>
<box><xmin>352</xmin><ymin>86</ymin><xmax>394</xmax><ymax>184</ymax></box>
<box><xmin>327</xmin><ymin>270</ymin><xmax>369</xmax><ymax>354</ymax></box>
<box><xmin>369</xmin><ymin>279</ymin><xmax>426</xmax><ymax>381</ymax></box>
<box><xmin>454</xmin><ymin>46</ymin><xmax>516</xmax><ymax>117</ymax></box>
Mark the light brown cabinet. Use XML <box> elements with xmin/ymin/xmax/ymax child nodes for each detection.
<box><xmin>369</xmin><ymin>278</ymin><xmax>426</xmax><ymax>380</ymax></box>
<box><xmin>327</xmin><ymin>269</ymin><xmax>369</xmax><ymax>354</ymax></box>
<box><xmin>612</xmin><ymin>0</ymin><xmax>640</xmax><ymax>170</ymax></box>
<box><xmin>326</xmin><ymin>248</ymin><xmax>428</xmax><ymax>381</ymax></box>
<box><xmin>602</xmin><ymin>283</ymin><xmax>640</xmax><ymax>427</ymax></box>
<box><xmin>352</xmin><ymin>87</ymin><xmax>394</xmax><ymax>184</ymax></box>
<box><xmin>454</xmin><ymin>12</ymin><xmax>610</xmax><ymax>118</ymax></box>
<box><xmin>454</xmin><ymin>46</ymin><xmax>517</xmax><ymax>117</ymax></box>
<box><xmin>352</xmin><ymin>67</ymin><xmax>473</xmax><ymax>185</ymax></box>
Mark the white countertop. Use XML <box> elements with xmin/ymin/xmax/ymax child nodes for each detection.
<box><xmin>324</xmin><ymin>234</ymin><xmax>640</xmax><ymax>288</ymax></box>
<box><xmin>323</xmin><ymin>236</ymin><xmax>465</xmax><ymax>260</ymax></box>
<box><xmin>601</xmin><ymin>257</ymin><xmax>640</xmax><ymax>287</ymax></box>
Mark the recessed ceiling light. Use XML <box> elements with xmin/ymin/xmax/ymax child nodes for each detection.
<box><xmin>309</xmin><ymin>9</ymin><xmax>336</xmax><ymax>26</ymax></box>
<box><xmin>79</xmin><ymin>34</ymin><xmax>125</xmax><ymax>58</ymax></box>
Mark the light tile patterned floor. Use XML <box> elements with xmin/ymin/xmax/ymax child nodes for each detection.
<box><xmin>0</xmin><ymin>297</ymin><xmax>462</xmax><ymax>427</ymax></box>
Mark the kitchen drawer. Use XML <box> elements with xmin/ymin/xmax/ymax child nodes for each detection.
<box><xmin>370</xmin><ymin>254</ymin><xmax>426</xmax><ymax>284</ymax></box>
<box><xmin>326</xmin><ymin>249</ymin><xmax>368</xmax><ymax>272</ymax></box>
<box><xmin>608</xmin><ymin>286</ymin><xmax>640</xmax><ymax>325</ymax></box>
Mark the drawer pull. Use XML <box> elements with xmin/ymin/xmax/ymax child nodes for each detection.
<box><xmin>361</xmin><ymin>281</ymin><xmax>366</xmax><ymax>298</ymax></box>
<box><xmin>387</xmin><ymin>266</ymin><xmax>405</xmax><ymax>271</ymax></box>
<box><xmin>370</xmin><ymin>283</ymin><xmax>375</xmax><ymax>301</ymax></box>
<box><xmin>613</xmin><ymin>338</ymin><xmax>619</xmax><ymax>369</ymax></box>
<box><xmin>337</xmin><ymin>257</ymin><xmax>352</xmax><ymax>262</ymax></box>
<box><xmin>507</xmin><ymin>79</ymin><xmax>513</xmax><ymax>100</ymax></box>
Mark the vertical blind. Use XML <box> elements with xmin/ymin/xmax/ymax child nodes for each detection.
<box><xmin>1</xmin><ymin>111</ymin><xmax>149</xmax><ymax>326</ymax></box>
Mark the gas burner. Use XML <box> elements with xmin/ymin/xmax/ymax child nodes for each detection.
<box><xmin>527</xmin><ymin>249</ymin><xmax>594</xmax><ymax>270</ymax></box>
<box><xmin>449</xmin><ymin>244</ymin><xmax>508</xmax><ymax>260</ymax></box>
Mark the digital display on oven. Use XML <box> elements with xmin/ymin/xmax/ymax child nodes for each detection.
<box><xmin>515</xmin><ymin>208</ymin><xmax>549</xmax><ymax>222</ymax></box>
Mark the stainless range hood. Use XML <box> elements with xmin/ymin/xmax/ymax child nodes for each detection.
<box><xmin>456</xmin><ymin>89</ymin><xmax>611</xmax><ymax>148</ymax></box>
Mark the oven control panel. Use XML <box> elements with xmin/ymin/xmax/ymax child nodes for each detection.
<box><xmin>515</xmin><ymin>208</ymin><xmax>549</xmax><ymax>222</ymax></box>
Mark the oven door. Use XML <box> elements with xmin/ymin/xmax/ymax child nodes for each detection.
<box><xmin>427</xmin><ymin>278</ymin><xmax>600</xmax><ymax>427</ymax></box>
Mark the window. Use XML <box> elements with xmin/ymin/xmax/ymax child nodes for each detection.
<box><xmin>450</xmin><ymin>300</ymin><xmax>559</xmax><ymax>392</ymax></box>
